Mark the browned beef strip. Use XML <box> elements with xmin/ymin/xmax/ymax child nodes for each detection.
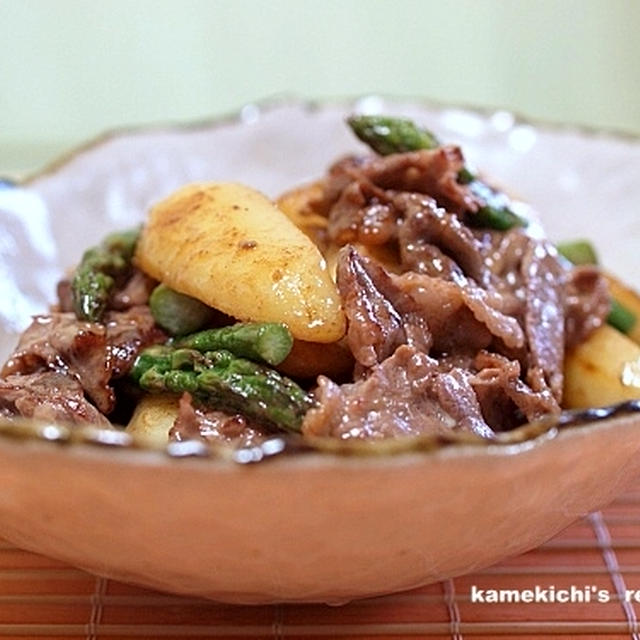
<box><xmin>394</xmin><ymin>272</ymin><xmax>524</xmax><ymax>354</ymax></box>
<box><xmin>302</xmin><ymin>345</ymin><xmax>494</xmax><ymax>440</ymax></box>
<box><xmin>396</xmin><ymin>193</ymin><xmax>490</xmax><ymax>285</ymax></box>
<box><xmin>565</xmin><ymin>265</ymin><xmax>610</xmax><ymax>348</ymax></box>
<box><xmin>321</xmin><ymin>147</ymin><xmax>478</xmax><ymax>246</ymax></box>
<box><xmin>327</xmin><ymin>181</ymin><xmax>398</xmax><ymax>246</ymax></box>
<box><xmin>471</xmin><ymin>351</ymin><xmax>560</xmax><ymax>428</ymax></box>
<box><xmin>520</xmin><ymin>241</ymin><xmax>567</xmax><ymax>400</ymax></box>
<box><xmin>0</xmin><ymin>372</ymin><xmax>111</xmax><ymax>427</ymax></box>
<box><xmin>56</xmin><ymin>279</ymin><xmax>74</xmax><ymax>313</ymax></box>
<box><xmin>1</xmin><ymin>306</ymin><xmax>164</xmax><ymax>416</ymax></box>
<box><xmin>2</xmin><ymin>313</ymin><xmax>113</xmax><ymax>412</ymax></box>
<box><xmin>109</xmin><ymin>269</ymin><xmax>157</xmax><ymax>310</ymax></box>
<box><xmin>170</xmin><ymin>392</ymin><xmax>268</xmax><ymax>447</ymax></box>
<box><xmin>336</xmin><ymin>245</ymin><xmax>432</xmax><ymax>368</ymax></box>
<box><xmin>105</xmin><ymin>306</ymin><xmax>165</xmax><ymax>378</ymax></box>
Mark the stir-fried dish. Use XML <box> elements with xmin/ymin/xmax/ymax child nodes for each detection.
<box><xmin>1</xmin><ymin>116</ymin><xmax>639</xmax><ymax>449</ymax></box>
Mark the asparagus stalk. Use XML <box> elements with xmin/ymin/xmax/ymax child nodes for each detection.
<box><xmin>72</xmin><ymin>228</ymin><xmax>139</xmax><ymax>322</ymax></box>
<box><xmin>608</xmin><ymin>299</ymin><xmax>637</xmax><ymax>335</ymax></box>
<box><xmin>131</xmin><ymin>347</ymin><xmax>313</xmax><ymax>432</ymax></box>
<box><xmin>175</xmin><ymin>322</ymin><xmax>294</xmax><ymax>366</ymax></box>
<box><xmin>149</xmin><ymin>284</ymin><xmax>216</xmax><ymax>336</ymax></box>
<box><xmin>556</xmin><ymin>240</ymin><xmax>599</xmax><ymax>266</ymax></box>
<box><xmin>347</xmin><ymin>115</ymin><xmax>440</xmax><ymax>155</ymax></box>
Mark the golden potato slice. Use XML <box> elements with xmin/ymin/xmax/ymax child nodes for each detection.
<box><xmin>564</xmin><ymin>324</ymin><xmax>640</xmax><ymax>409</ymax></box>
<box><xmin>135</xmin><ymin>183</ymin><xmax>345</xmax><ymax>343</ymax></box>
<box><xmin>126</xmin><ymin>394</ymin><xmax>179</xmax><ymax>447</ymax></box>
<box><xmin>277</xmin><ymin>339</ymin><xmax>354</xmax><ymax>380</ymax></box>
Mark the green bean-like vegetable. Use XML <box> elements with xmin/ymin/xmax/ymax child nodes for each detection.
<box><xmin>175</xmin><ymin>322</ymin><xmax>294</xmax><ymax>366</ymax></box>
<box><xmin>556</xmin><ymin>240</ymin><xmax>599</xmax><ymax>266</ymax></box>
<box><xmin>347</xmin><ymin>115</ymin><xmax>440</xmax><ymax>155</ymax></box>
<box><xmin>131</xmin><ymin>347</ymin><xmax>313</xmax><ymax>432</ymax></box>
<box><xmin>72</xmin><ymin>228</ymin><xmax>139</xmax><ymax>321</ymax></box>
<box><xmin>463</xmin><ymin>174</ymin><xmax>527</xmax><ymax>231</ymax></box>
<box><xmin>149</xmin><ymin>284</ymin><xmax>216</xmax><ymax>336</ymax></box>
<box><xmin>470</xmin><ymin>204</ymin><xmax>527</xmax><ymax>231</ymax></box>
<box><xmin>607</xmin><ymin>299</ymin><xmax>637</xmax><ymax>335</ymax></box>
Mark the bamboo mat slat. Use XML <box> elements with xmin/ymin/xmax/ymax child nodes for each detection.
<box><xmin>3</xmin><ymin>490</ymin><xmax>640</xmax><ymax>639</ymax></box>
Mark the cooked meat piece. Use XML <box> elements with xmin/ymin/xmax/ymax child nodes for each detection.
<box><xmin>396</xmin><ymin>193</ymin><xmax>489</xmax><ymax>285</ymax></box>
<box><xmin>56</xmin><ymin>279</ymin><xmax>74</xmax><ymax>313</ymax></box>
<box><xmin>472</xmin><ymin>351</ymin><xmax>560</xmax><ymax>428</ymax></box>
<box><xmin>327</xmin><ymin>181</ymin><xmax>398</xmax><ymax>246</ymax></box>
<box><xmin>336</xmin><ymin>245</ymin><xmax>431</xmax><ymax>368</ymax></box>
<box><xmin>109</xmin><ymin>269</ymin><xmax>157</xmax><ymax>310</ymax></box>
<box><xmin>2</xmin><ymin>313</ymin><xmax>113</xmax><ymax>412</ymax></box>
<box><xmin>1</xmin><ymin>306</ymin><xmax>164</xmax><ymax>415</ymax></box>
<box><xmin>565</xmin><ymin>265</ymin><xmax>610</xmax><ymax>348</ymax></box>
<box><xmin>302</xmin><ymin>345</ymin><xmax>494</xmax><ymax>440</ymax></box>
<box><xmin>0</xmin><ymin>371</ymin><xmax>111</xmax><ymax>427</ymax></box>
<box><xmin>105</xmin><ymin>306</ymin><xmax>165</xmax><ymax>378</ymax></box>
<box><xmin>170</xmin><ymin>392</ymin><xmax>268</xmax><ymax>447</ymax></box>
<box><xmin>395</xmin><ymin>272</ymin><xmax>524</xmax><ymax>354</ymax></box>
<box><xmin>520</xmin><ymin>241</ymin><xmax>567</xmax><ymax>400</ymax></box>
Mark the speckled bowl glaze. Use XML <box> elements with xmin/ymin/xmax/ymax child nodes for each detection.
<box><xmin>0</xmin><ymin>98</ymin><xmax>639</xmax><ymax>604</ymax></box>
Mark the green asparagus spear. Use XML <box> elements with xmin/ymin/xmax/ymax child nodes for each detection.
<box><xmin>607</xmin><ymin>299</ymin><xmax>637</xmax><ymax>335</ymax></box>
<box><xmin>556</xmin><ymin>240</ymin><xmax>599</xmax><ymax>266</ymax></box>
<box><xmin>131</xmin><ymin>347</ymin><xmax>313</xmax><ymax>432</ymax></box>
<box><xmin>460</xmin><ymin>173</ymin><xmax>526</xmax><ymax>231</ymax></box>
<box><xmin>347</xmin><ymin>115</ymin><xmax>440</xmax><ymax>155</ymax></box>
<box><xmin>175</xmin><ymin>322</ymin><xmax>294</xmax><ymax>366</ymax></box>
<box><xmin>149</xmin><ymin>284</ymin><xmax>216</xmax><ymax>336</ymax></box>
<box><xmin>72</xmin><ymin>228</ymin><xmax>139</xmax><ymax>322</ymax></box>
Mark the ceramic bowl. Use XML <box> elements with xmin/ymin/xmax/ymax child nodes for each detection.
<box><xmin>0</xmin><ymin>98</ymin><xmax>639</xmax><ymax>604</ymax></box>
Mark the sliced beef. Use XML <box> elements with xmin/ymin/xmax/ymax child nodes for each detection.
<box><xmin>336</xmin><ymin>245</ymin><xmax>431</xmax><ymax>368</ymax></box>
<box><xmin>520</xmin><ymin>241</ymin><xmax>566</xmax><ymax>400</ymax></box>
<box><xmin>471</xmin><ymin>351</ymin><xmax>560</xmax><ymax>429</ymax></box>
<box><xmin>56</xmin><ymin>279</ymin><xmax>74</xmax><ymax>313</ymax></box>
<box><xmin>395</xmin><ymin>272</ymin><xmax>524</xmax><ymax>354</ymax></box>
<box><xmin>321</xmin><ymin>146</ymin><xmax>480</xmax><ymax>246</ymax></box>
<box><xmin>565</xmin><ymin>265</ymin><xmax>610</xmax><ymax>348</ymax></box>
<box><xmin>0</xmin><ymin>372</ymin><xmax>111</xmax><ymax>427</ymax></box>
<box><xmin>170</xmin><ymin>392</ymin><xmax>268</xmax><ymax>447</ymax></box>
<box><xmin>396</xmin><ymin>193</ymin><xmax>489</xmax><ymax>285</ymax></box>
<box><xmin>302</xmin><ymin>345</ymin><xmax>494</xmax><ymax>440</ymax></box>
<box><xmin>105</xmin><ymin>306</ymin><xmax>165</xmax><ymax>378</ymax></box>
<box><xmin>327</xmin><ymin>181</ymin><xmax>397</xmax><ymax>246</ymax></box>
<box><xmin>2</xmin><ymin>314</ymin><xmax>113</xmax><ymax>412</ymax></box>
<box><xmin>109</xmin><ymin>269</ymin><xmax>156</xmax><ymax>310</ymax></box>
<box><xmin>1</xmin><ymin>307</ymin><xmax>164</xmax><ymax>416</ymax></box>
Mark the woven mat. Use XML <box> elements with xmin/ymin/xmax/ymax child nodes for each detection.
<box><xmin>3</xmin><ymin>490</ymin><xmax>640</xmax><ymax>639</ymax></box>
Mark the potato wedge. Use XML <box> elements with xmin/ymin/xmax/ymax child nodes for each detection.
<box><xmin>277</xmin><ymin>339</ymin><xmax>354</xmax><ymax>380</ymax></box>
<box><xmin>135</xmin><ymin>183</ymin><xmax>345</xmax><ymax>343</ymax></box>
<box><xmin>564</xmin><ymin>324</ymin><xmax>640</xmax><ymax>409</ymax></box>
<box><xmin>127</xmin><ymin>394</ymin><xmax>179</xmax><ymax>447</ymax></box>
<box><xmin>276</xmin><ymin>180</ymin><xmax>328</xmax><ymax>242</ymax></box>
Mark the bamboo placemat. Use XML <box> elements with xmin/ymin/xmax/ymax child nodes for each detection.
<box><xmin>2</xmin><ymin>490</ymin><xmax>640</xmax><ymax>639</ymax></box>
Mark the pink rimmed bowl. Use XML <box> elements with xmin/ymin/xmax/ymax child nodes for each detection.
<box><xmin>0</xmin><ymin>98</ymin><xmax>638</xmax><ymax>603</ymax></box>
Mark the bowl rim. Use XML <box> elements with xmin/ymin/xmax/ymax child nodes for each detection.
<box><xmin>17</xmin><ymin>93</ymin><xmax>640</xmax><ymax>186</ymax></box>
<box><xmin>4</xmin><ymin>95</ymin><xmax>640</xmax><ymax>465</ymax></box>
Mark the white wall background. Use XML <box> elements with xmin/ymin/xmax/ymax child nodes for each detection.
<box><xmin>1</xmin><ymin>0</ymin><xmax>639</xmax><ymax>173</ymax></box>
